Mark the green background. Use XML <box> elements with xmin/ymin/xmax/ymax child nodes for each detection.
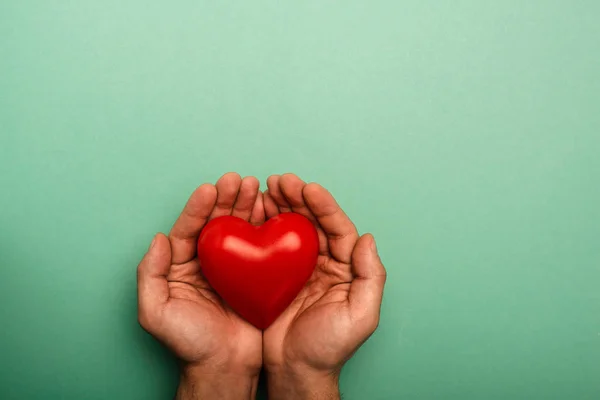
<box><xmin>1</xmin><ymin>1</ymin><xmax>599</xmax><ymax>399</ymax></box>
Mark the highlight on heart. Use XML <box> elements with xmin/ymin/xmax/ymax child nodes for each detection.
<box><xmin>197</xmin><ymin>212</ymin><xmax>320</xmax><ymax>329</ymax></box>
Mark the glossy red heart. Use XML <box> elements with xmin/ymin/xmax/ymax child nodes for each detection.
<box><xmin>197</xmin><ymin>212</ymin><xmax>319</xmax><ymax>329</ymax></box>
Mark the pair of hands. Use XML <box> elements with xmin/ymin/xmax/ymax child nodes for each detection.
<box><xmin>137</xmin><ymin>173</ymin><xmax>387</xmax><ymax>400</ymax></box>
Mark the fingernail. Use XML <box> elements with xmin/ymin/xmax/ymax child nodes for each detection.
<box><xmin>370</xmin><ymin>235</ymin><xmax>378</xmax><ymax>253</ymax></box>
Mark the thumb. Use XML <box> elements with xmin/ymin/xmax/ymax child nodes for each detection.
<box><xmin>348</xmin><ymin>234</ymin><xmax>387</xmax><ymax>323</ymax></box>
<box><xmin>137</xmin><ymin>233</ymin><xmax>171</xmax><ymax>327</ymax></box>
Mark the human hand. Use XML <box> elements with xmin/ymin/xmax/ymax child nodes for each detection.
<box><xmin>137</xmin><ymin>173</ymin><xmax>265</xmax><ymax>400</ymax></box>
<box><xmin>262</xmin><ymin>174</ymin><xmax>387</xmax><ymax>400</ymax></box>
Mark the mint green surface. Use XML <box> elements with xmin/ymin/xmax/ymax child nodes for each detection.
<box><xmin>1</xmin><ymin>1</ymin><xmax>599</xmax><ymax>399</ymax></box>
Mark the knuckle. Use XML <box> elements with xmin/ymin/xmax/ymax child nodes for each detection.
<box><xmin>363</xmin><ymin>313</ymin><xmax>381</xmax><ymax>334</ymax></box>
<box><xmin>375</xmin><ymin>263</ymin><xmax>387</xmax><ymax>282</ymax></box>
<box><xmin>379</xmin><ymin>269</ymin><xmax>387</xmax><ymax>282</ymax></box>
<box><xmin>353</xmin><ymin>308</ymin><xmax>381</xmax><ymax>335</ymax></box>
<box><xmin>137</xmin><ymin>309</ymin><xmax>154</xmax><ymax>331</ymax></box>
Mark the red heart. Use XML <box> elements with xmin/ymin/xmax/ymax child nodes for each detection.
<box><xmin>197</xmin><ymin>212</ymin><xmax>319</xmax><ymax>329</ymax></box>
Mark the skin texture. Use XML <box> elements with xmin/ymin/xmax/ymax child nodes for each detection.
<box><xmin>137</xmin><ymin>172</ymin><xmax>386</xmax><ymax>400</ymax></box>
<box><xmin>137</xmin><ymin>172</ymin><xmax>265</xmax><ymax>400</ymax></box>
<box><xmin>263</xmin><ymin>174</ymin><xmax>387</xmax><ymax>400</ymax></box>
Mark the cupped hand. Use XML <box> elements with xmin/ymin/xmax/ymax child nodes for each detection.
<box><xmin>137</xmin><ymin>172</ymin><xmax>265</xmax><ymax>399</ymax></box>
<box><xmin>262</xmin><ymin>174</ymin><xmax>387</xmax><ymax>399</ymax></box>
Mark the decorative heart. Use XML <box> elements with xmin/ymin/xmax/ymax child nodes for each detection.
<box><xmin>197</xmin><ymin>212</ymin><xmax>319</xmax><ymax>329</ymax></box>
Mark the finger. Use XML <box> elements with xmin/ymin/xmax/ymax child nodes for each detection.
<box><xmin>250</xmin><ymin>191</ymin><xmax>266</xmax><ymax>225</ymax></box>
<box><xmin>209</xmin><ymin>172</ymin><xmax>243</xmax><ymax>219</ymax></box>
<box><xmin>231</xmin><ymin>176</ymin><xmax>260</xmax><ymax>221</ymax></box>
<box><xmin>137</xmin><ymin>233</ymin><xmax>172</xmax><ymax>328</ymax></box>
<box><xmin>279</xmin><ymin>174</ymin><xmax>328</xmax><ymax>253</ymax></box>
<box><xmin>169</xmin><ymin>183</ymin><xmax>217</xmax><ymax>264</ymax></box>
<box><xmin>303</xmin><ymin>183</ymin><xmax>359</xmax><ymax>264</ymax></box>
<box><xmin>263</xmin><ymin>190</ymin><xmax>280</xmax><ymax>219</ymax></box>
<box><xmin>267</xmin><ymin>175</ymin><xmax>292</xmax><ymax>213</ymax></box>
<box><xmin>348</xmin><ymin>234</ymin><xmax>387</xmax><ymax>324</ymax></box>
<box><xmin>279</xmin><ymin>173</ymin><xmax>317</xmax><ymax>222</ymax></box>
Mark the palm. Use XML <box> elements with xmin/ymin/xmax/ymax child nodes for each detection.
<box><xmin>161</xmin><ymin>258</ymin><xmax>261</xmax><ymax>365</ymax></box>
<box><xmin>262</xmin><ymin>174</ymin><xmax>386</xmax><ymax>372</ymax></box>
<box><xmin>137</xmin><ymin>173</ymin><xmax>266</xmax><ymax>373</ymax></box>
<box><xmin>264</xmin><ymin>235</ymin><xmax>357</xmax><ymax>369</ymax></box>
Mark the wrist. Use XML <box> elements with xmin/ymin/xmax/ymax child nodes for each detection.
<box><xmin>266</xmin><ymin>365</ymin><xmax>340</xmax><ymax>400</ymax></box>
<box><xmin>176</xmin><ymin>363</ymin><xmax>259</xmax><ymax>400</ymax></box>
